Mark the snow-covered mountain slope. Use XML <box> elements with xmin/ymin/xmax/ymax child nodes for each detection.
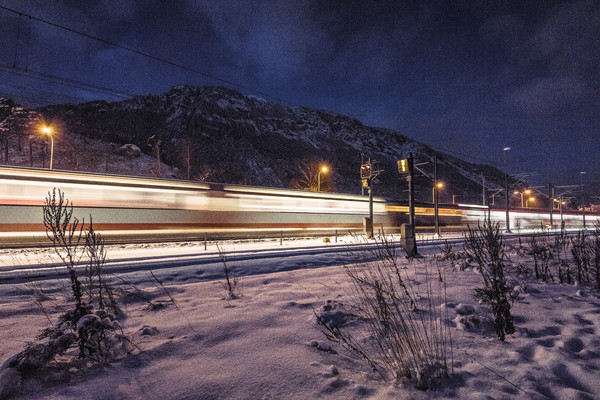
<box><xmin>1</xmin><ymin>86</ymin><xmax>506</xmax><ymax>202</ymax></box>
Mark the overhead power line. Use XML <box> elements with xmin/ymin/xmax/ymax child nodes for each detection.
<box><xmin>422</xmin><ymin>141</ymin><xmax>504</xmax><ymax>168</ymax></box>
<box><xmin>0</xmin><ymin>4</ymin><xmax>301</xmax><ymax>108</ymax></box>
<box><xmin>0</xmin><ymin>80</ymin><xmax>93</xmax><ymax>105</ymax></box>
<box><xmin>0</xmin><ymin>63</ymin><xmax>132</xmax><ymax>102</ymax></box>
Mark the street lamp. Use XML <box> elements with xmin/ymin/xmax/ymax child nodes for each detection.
<box><xmin>433</xmin><ymin>181</ymin><xmax>443</xmax><ymax>237</ymax></box>
<box><xmin>580</xmin><ymin>171</ymin><xmax>586</xmax><ymax>229</ymax></box>
<box><xmin>525</xmin><ymin>196</ymin><xmax>535</xmax><ymax>208</ymax></box>
<box><xmin>513</xmin><ymin>189</ymin><xmax>531</xmax><ymax>208</ymax></box>
<box><xmin>503</xmin><ymin>147</ymin><xmax>511</xmax><ymax>233</ymax></box>
<box><xmin>432</xmin><ymin>182</ymin><xmax>443</xmax><ymax>202</ymax></box>
<box><xmin>317</xmin><ymin>165</ymin><xmax>329</xmax><ymax>192</ymax></box>
<box><xmin>40</xmin><ymin>125</ymin><xmax>54</xmax><ymax>169</ymax></box>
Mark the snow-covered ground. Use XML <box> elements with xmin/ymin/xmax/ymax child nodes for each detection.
<box><xmin>0</xmin><ymin>234</ymin><xmax>599</xmax><ymax>399</ymax></box>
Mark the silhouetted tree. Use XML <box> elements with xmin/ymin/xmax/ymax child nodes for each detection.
<box><xmin>291</xmin><ymin>159</ymin><xmax>334</xmax><ymax>192</ymax></box>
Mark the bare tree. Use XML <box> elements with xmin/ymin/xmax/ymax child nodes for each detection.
<box><xmin>0</xmin><ymin>100</ymin><xmax>37</xmax><ymax>165</ymax></box>
<box><xmin>148</xmin><ymin>135</ymin><xmax>162</xmax><ymax>177</ymax></box>
<box><xmin>291</xmin><ymin>159</ymin><xmax>334</xmax><ymax>192</ymax></box>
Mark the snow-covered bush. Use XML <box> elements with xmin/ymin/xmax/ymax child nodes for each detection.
<box><xmin>464</xmin><ymin>220</ymin><xmax>515</xmax><ymax>341</ymax></box>
<box><xmin>0</xmin><ymin>189</ymin><xmax>134</xmax><ymax>393</ymax></box>
<box><xmin>435</xmin><ymin>240</ymin><xmax>471</xmax><ymax>270</ymax></box>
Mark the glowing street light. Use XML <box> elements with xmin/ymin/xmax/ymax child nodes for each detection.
<box><xmin>317</xmin><ymin>165</ymin><xmax>329</xmax><ymax>192</ymax></box>
<box><xmin>513</xmin><ymin>189</ymin><xmax>531</xmax><ymax>208</ymax></box>
<box><xmin>525</xmin><ymin>196</ymin><xmax>535</xmax><ymax>208</ymax></box>
<box><xmin>433</xmin><ymin>181</ymin><xmax>444</xmax><ymax>237</ymax></box>
<box><xmin>40</xmin><ymin>125</ymin><xmax>54</xmax><ymax>169</ymax></box>
<box><xmin>580</xmin><ymin>171</ymin><xmax>586</xmax><ymax>229</ymax></box>
<box><xmin>503</xmin><ymin>147</ymin><xmax>511</xmax><ymax>233</ymax></box>
<box><xmin>432</xmin><ymin>181</ymin><xmax>443</xmax><ymax>202</ymax></box>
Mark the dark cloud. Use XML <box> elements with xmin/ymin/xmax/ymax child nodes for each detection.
<box><xmin>0</xmin><ymin>0</ymin><xmax>598</xmax><ymax>185</ymax></box>
<box><xmin>506</xmin><ymin>0</ymin><xmax>600</xmax><ymax>117</ymax></box>
<box><xmin>510</xmin><ymin>76</ymin><xmax>586</xmax><ymax>115</ymax></box>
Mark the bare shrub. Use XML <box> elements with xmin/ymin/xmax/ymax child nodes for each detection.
<box><xmin>528</xmin><ymin>235</ymin><xmax>554</xmax><ymax>282</ymax></box>
<box><xmin>552</xmin><ymin>228</ymin><xmax>571</xmax><ymax>284</ymax></box>
<box><xmin>590</xmin><ymin>224</ymin><xmax>600</xmax><ymax>289</ymax></box>
<box><xmin>571</xmin><ymin>231</ymin><xmax>591</xmax><ymax>283</ymax></box>
<box><xmin>436</xmin><ymin>240</ymin><xmax>470</xmax><ymax>270</ymax></box>
<box><xmin>5</xmin><ymin>189</ymin><xmax>133</xmax><ymax>381</ymax></box>
<box><xmin>217</xmin><ymin>244</ymin><xmax>239</xmax><ymax>299</ymax></box>
<box><xmin>84</xmin><ymin>219</ymin><xmax>120</xmax><ymax>313</ymax></box>
<box><xmin>464</xmin><ymin>220</ymin><xmax>515</xmax><ymax>341</ymax></box>
<box><xmin>316</xmin><ymin>237</ymin><xmax>452</xmax><ymax>390</ymax></box>
<box><xmin>43</xmin><ymin>188</ymin><xmax>88</xmax><ymax>322</ymax></box>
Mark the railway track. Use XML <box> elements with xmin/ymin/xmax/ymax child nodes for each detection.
<box><xmin>0</xmin><ymin>228</ymin><xmax>577</xmax><ymax>284</ymax></box>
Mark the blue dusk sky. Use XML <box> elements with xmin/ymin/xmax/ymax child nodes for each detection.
<box><xmin>0</xmin><ymin>0</ymin><xmax>598</xmax><ymax>187</ymax></box>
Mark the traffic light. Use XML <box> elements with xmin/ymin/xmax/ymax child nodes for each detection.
<box><xmin>398</xmin><ymin>158</ymin><xmax>409</xmax><ymax>174</ymax></box>
<box><xmin>360</xmin><ymin>163</ymin><xmax>372</xmax><ymax>179</ymax></box>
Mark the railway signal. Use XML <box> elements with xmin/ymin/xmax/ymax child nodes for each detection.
<box><xmin>360</xmin><ymin>163</ymin><xmax>372</xmax><ymax>179</ymax></box>
<box><xmin>360</xmin><ymin>157</ymin><xmax>382</xmax><ymax>239</ymax></box>
<box><xmin>398</xmin><ymin>158</ymin><xmax>409</xmax><ymax>174</ymax></box>
<box><xmin>398</xmin><ymin>153</ymin><xmax>417</xmax><ymax>257</ymax></box>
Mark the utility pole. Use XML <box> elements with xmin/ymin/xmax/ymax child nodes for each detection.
<box><xmin>503</xmin><ymin>147</ymin><xmax>512</xmax><ymax>233</ymax></box>
<box><xmin>408</xmin><ymin>153</ymin><xmax>416</xmax><ymax>228</ymax></box>
<box><xmin>548</xmin><ymin>183</ymin><xmax>554</xmax><ymax>229</ymax></box>
<box><xmin>560</xmin><ymin>194</ymin><xmax>564</xmax><ymax>230</ymax></box>
<box><xmin>360</xmin><ymin>158</ymin><xmax>373</xmax><ymax>238</ymax></box>
<box><xmin>397</xmin><ymin>154</ymin><xmax>417</xmax><ymax>257</ymax></box>
<box><xmin>482</xmin><ymin>176</ymin><xmax>486</xmax><ymax>206</ymax></box>
<box><xmin>433</xmin><ymin>154</ymin><xmax>440</xmax><ymax>237</ymax></box>
<box><xmin>360</xmin><ymin>156</ymin><xmax>382</xmax><ymax>238</ymax></box>
<box><xmin>407</xmin><ymin>154</ymin><xmax>417</xmax><ymax>256</ymax></box>
<box><xmin>580</xmin><ymin>172</ymin><xmax>586</xmax><ymax>229</ymax></box>
<box><xmin>360</xmin><ymin>153</ymin><xmax>366</xmax><ymax>196</ymax></box>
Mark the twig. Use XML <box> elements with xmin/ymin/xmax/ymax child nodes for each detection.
<box><xmin>464</xmin><ymin>350</ymin><xmax>529</xmax><ymax>395</ymax></box>
<box><xmin>149</xmin><ymin>270</ymin><xmax>178</xmax><ymax>309</ymax></box>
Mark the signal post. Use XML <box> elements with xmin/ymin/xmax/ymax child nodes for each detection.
<box><xmin>360</xmin><ymin>157</ymin><xmax>382</xmax><ymax>239</ymax></box>
<box><xmin>398</xmin><ymin>153</ymin><xmax>417</xmax><ymax>257</ymax></box>
<box><xmin>360</xmin><ymin>162</ymin><xmax>373</xmax><ymax>238</ymax></box>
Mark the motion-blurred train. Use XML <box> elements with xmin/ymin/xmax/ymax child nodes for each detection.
<box><xmin>0</xmin><ymin>166</ymin><xmax>597</xmax><ymax>247</ymax></box>
<box><xmin>0</xmin><ymin>166</ymin><xmax>387</xmax><ymax>246</ymax></box>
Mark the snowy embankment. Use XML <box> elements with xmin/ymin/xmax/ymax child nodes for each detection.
<box><xmin>0</xmin><ymin>235</ymin><xmax>599</xmax><ymax>399</ymax></box>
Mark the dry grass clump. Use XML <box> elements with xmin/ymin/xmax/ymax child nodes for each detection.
<box><xmin>316</xmin><ymin>237</ymin><xmax>452</xmax><ymax>390</ymax></box>
<box><xmin>519</xmin><ymin>225</ymin><xmax>600</xmax><ymax>289</ymax></box>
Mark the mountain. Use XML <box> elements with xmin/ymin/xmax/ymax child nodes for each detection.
<box><xmin>1</xmin><ymin>86</ymin><xmax>507</xmax><ymax>204</ymax></box>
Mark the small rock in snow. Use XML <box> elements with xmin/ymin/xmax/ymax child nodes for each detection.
<box><xmin>140</xmin><ymin>325</ymin><xmax>160</xmax><ymax>336</ymax></box>
<box><xmin>456</xmin><ymin>303</ymin><xmax>476</xmax><ymax>315</ymax></box>
<box><xmin>311</xmin><ymin>341</ymin><xmax>337</xmax><ymax>353</ymax></box>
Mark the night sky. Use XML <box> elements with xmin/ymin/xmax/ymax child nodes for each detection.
<box><xmin>0</xmin><ymin>1</ymin><xmax>598</xmax><ymax>188</ymax></box>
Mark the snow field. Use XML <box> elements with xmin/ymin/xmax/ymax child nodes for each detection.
<box><xmin>0</xmin><ymin>238</ymin><xmax>599</xmax><ymax>399</ymax></box>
